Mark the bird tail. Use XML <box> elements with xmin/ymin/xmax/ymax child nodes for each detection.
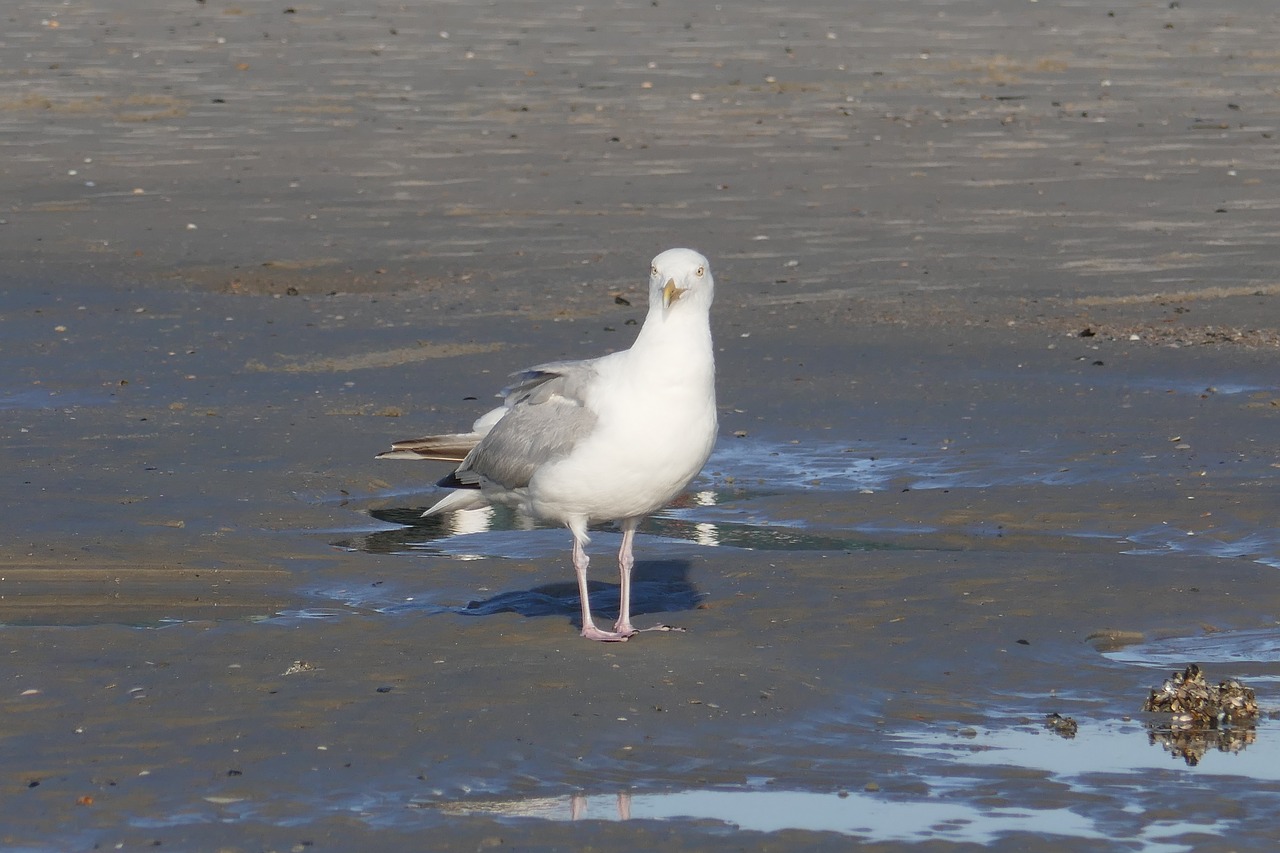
<box><xmin>375</xmin><ymin>432</ymin><xmax>481</xmax><ymax>462</ymax></box>
<box><xmin>422</xmin><ymin>487</ymin><xmax>489</xmax><ymax>516</ymax></box>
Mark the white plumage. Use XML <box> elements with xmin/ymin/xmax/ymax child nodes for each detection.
<box><xmin>378</xmin><ymin>248</ymin><xmax>718</xmax><ymax>641</ymax></box>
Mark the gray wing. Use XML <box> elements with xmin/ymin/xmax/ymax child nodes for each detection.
<box><xmin>500</xmin><ymin>358</ymin><xmax>603</xmax><ymax>407</ymax></box>
<box><xmin>457</xmin><ymin>361</ymin><xmax>602</xmax><ymax>490</ymax></box>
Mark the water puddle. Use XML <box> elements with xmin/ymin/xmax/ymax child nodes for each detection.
<box><xmin>1102</xmin><ymin>628</ymin><xmax>1280</xmax><ymax>681</ymax></box>
<box><xmin>707</xmin><ymin>438</ymin><xmax>1142</xmax><ymax>490</ymax></box>
<box><xmin>337</xmin><ymin>496</ymin><xmax>895</xmax><ymax>559</ymax></box>
<box><xmin>705</xmin><ymin>440</ymin><xmax>916</xmax><ymax>491</ymax></box>
<box><xmin>340</xmin><ymin>438</ymin><xmax>1279</xmax><ymax>569</ymax></box>
<box><xmin>1125</xmin><ymin>378</ymin><xmax>1277</xmax><ymax>397</ymax></box>
<box><xmin>896</xmin><ymin>715</ymin><xmax>1279</xmax><ymax>778</ymax></box>
<box><xmin>422</xmin><ymin>786</ymin><xmax>1106</xmax><ymax>844</ymax></box>
<box><xmin>1121</xmin><ymin>523</ymin><xmax>1280</xmax><ymax>569</ymax></box>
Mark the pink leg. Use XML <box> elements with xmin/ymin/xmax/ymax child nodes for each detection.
<box><xmin>571</xmin><ymin>524</ymin><xmax>628</xmax><ymax>642</ymax></box>
<box><xmin>570</xmin><ymin>793</ymin><xmax>587</xmax><ymax>820</ymax></box>
<box><xmin>613</xmin><ymin>519</ymin><xmax>639</xmax><ymax>637</ymax></box>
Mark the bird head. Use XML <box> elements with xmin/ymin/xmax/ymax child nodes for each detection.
<box><xmin>650</xmin><ymin>248</ymin><xmax>714</xmax><ymax>313</ymax></box>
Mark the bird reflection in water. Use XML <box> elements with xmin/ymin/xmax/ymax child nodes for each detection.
<box><xmin>435</xmin><ymin>791</ymin><xmax>635</xmax><ymax>821</ymax></box>
<box><xmin>347</xmin><ymin>487</ymin><xmax>882</xmax><ymax>558</ymax></box>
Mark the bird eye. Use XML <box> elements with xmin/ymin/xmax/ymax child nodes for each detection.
<box><xmin>695</xmin><ymin>266</ymin><xmax>705</xmax><ymax>277</ymax></box>
<box><xmin>651</xmin><ymin>266</ymin><xmax>658</xmax><ymax>276</ymax></box>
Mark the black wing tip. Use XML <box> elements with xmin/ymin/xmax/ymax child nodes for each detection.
<box><xmin>436</xmin><ymin>471</ymin><xmax>481</xmax><ymax>490</ymax></box>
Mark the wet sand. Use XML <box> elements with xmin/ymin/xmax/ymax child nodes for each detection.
<box><xmin>3</xmin><ymin>0</ymin><xmax>1280</xmax><ymax>849</ymax></box>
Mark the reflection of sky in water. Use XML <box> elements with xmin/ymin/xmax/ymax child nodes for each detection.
<box><xmin>706</xmin><ymin>434</ymin><xmax>1280</xmax><ymax>493</ymax></box>
<box><xmin>338</xmin><ymin>438</ymin><xmax>1279</xmax><ymax>570</ymax></box>
<box><xmin>1124</xmin><ymin>378</ymin><xmax>1276</xmax><ymax>397</ymax></box>
<box><xmin>888</xmin><ymin>717</ymin><xmax>1277</xmax><ymax>852</ymax></box>
<box><xmin>706</xmin><ymin>440</ymin><xmax>913</xmax><ymax>491</ymax></box>
<box><xmin>1122</xmin><ymin>523</ymin><xmax>1280</xmax><ymax>569</ymax></box>
<box><xmin>1104</xmin><ymin>629</ymin><xmax>1280</xmax><ymax>682</ymax></box>
<box><xmin>896</xmin><ymin>720</ymin><xmax>1280</xmax><ymax>780</ymax></box>
<box><xmin>703</xmin><ymin>441</ymin><xmax>1278</xmax><ymax>568</ymax></box>
<box><xmin>434</xmin><ymin>788</ymin><xmax>1106</xmax><ymax>844</ymax></box>
<box><xmin>709</xmin><ymin>438</ymin><xmax>1149</xmax><ymax>491</ymax></box>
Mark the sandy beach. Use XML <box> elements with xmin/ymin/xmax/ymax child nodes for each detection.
<box><xmin>3</xmin><ymin>0</ymin><xmax>1280</xmax><ymax>849</ymax></box>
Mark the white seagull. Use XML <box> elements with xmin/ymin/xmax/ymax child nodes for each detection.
<box><xmin>377</xmin><ymin>248</ymin><xmax>718</xmax><ymax>641</ymax></box>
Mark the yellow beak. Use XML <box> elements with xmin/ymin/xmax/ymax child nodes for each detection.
<box><xmin>662</xmin><ymin>278</ymin><xmax>683</xmax><ymax>308</ymax></box>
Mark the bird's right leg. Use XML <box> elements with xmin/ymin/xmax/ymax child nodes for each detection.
<box><xmin>571</xmin><ymin>526</ymin><xmax>628</xmax><ymax>642</ymax></box>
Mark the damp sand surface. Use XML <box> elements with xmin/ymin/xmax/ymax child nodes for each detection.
<box><xmin>3</xmin><ymin>0</ymin><xmax>1280</xmax><ymax>850</ymax></box>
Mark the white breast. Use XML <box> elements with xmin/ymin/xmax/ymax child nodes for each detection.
<box><xmin>526</xmin><ymin>353</ymin><xmax>717</xmax><ymax>524</ymax></box>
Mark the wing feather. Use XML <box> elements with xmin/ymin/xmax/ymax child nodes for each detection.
<box><xmin>459</xmin><ymin>395</ymin><xmax>597</xmax><ymax>490</ymax></box>
<box><xmin>379</xmin><ymin>359</ymin><xmax>603</xmax><ymax>490</ymax></box>
<box><xmin>374</xmin><ymin>432</ymin><xmax>481</xmax><ymax>462</ymax></box>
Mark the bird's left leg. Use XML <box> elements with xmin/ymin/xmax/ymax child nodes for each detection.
<box><xmin>613</xmin><ymin>517</ymin><xmax>639</xmax><ymax>637</ymax></box>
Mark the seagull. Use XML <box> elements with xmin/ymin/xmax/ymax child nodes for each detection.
<box><xmin>377</xmin><ymin>248</ymin><xmax>718</xmax><ymax>641</ymax></box>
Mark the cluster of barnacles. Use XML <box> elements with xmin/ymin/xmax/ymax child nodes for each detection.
<box><xmin>1143</xmin><ymin>663</ymin><xmax>1259</xmax><ymax>729</ymax></box>
<box><xmin>1143</xmin><ymin>664</ymin><xmax>1260</xmax><ymax>766</ymax></box>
